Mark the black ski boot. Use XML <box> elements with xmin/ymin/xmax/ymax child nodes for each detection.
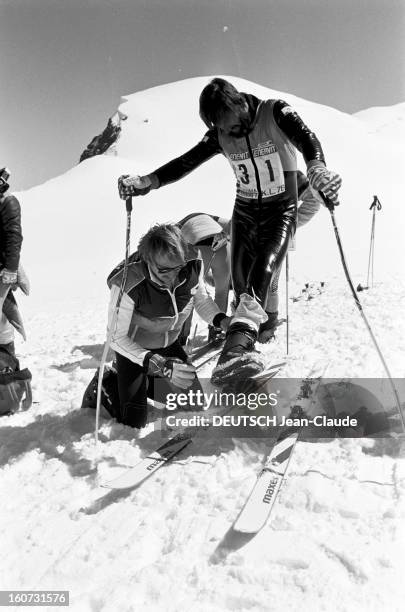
<box><xmin>258</xmin><ymin>312</ymin><xmax>279</xmax><ymax>343</ymax></box>
<box><xmin>211</xmin><ymin>323</ymin><xmax>265</xmax><ymax>386</ymax></box>
<box><xmin>208</xmin><ymin>324</ymin><xmax>226</xmax><ymax>343</ymax></box>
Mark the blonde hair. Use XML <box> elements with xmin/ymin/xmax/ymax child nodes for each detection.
<box><xmin>138</xmin><ymin>223</ymin><xmax>187</xmax><ymax>263</ymax></box>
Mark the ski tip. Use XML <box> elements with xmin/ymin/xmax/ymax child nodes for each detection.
<box><xmin>251</xmin><ymin>362</ymin><xmax>286</xmax><ymax>379</ymax></box>
<box><xmin>233</xmin><ymin>512</ymin><xmax>270</xmax><ymax>534</ymax></box>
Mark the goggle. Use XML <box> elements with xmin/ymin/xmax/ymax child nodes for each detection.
<box><xmin>154</xmin><ymin>262</ymin><xmax>186</xmax><ymax>274</ymax></box>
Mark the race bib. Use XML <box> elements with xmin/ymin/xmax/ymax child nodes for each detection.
<box><xmin>230</xmin><ymin>141</ymin><xmax>285</xmax><ymax>199</ymax></box>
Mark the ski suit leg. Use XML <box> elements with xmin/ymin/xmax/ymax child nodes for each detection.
<box><xmin>249</xmin><ymin>203</ymin><xmax>296</xmax><ymax>306</ymax></box>
<box><xmin>265</xmin><ymin>264</ymin><xmax>282</xmax><ymax>313</ymax></box>
<box><xmin>210</xmin><ymin>246</ymin><xmax>231</xmax><ymax>313</ymax></box>
<box><xmin>115</xmin><ymin>341</ymin><xmax>202</xmax><ymax>427</ymax></box>
<box><xmin>115</xmin><ymin>352</ymin><xmax>149</xmax><ymax>428</ymax></box>
<box><xmin>230</xmin><ymin>201</ymin><xmax>259</xmax><ymax>306</ymax></box>
<box><xmin>230</xmin><ymin>199</ymin><xmax>295</xmax><ymax>330</ymax></box>
<box><xmin>259</xmin><ymin>260</ymin><xmax>284</xmax><ymax>341</ymax></box>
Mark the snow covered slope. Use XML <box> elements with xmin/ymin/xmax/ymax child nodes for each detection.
<box><xmin>2</xmin><ymin>77</ymin><xmax>404</xmax><ymax>612</ymax></box>
<box><xmin>355</xmin><ymin>102</ymin><xmax>405</xmax><ymax>149</ymax></box>
<box><xmin>17</xmin><ymin>76</ymin><xmax>405</xmax><ymax>306</ymax></box>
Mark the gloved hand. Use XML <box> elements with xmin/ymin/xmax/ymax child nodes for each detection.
<box><xmin>0</xmin><ymin>269</ymin><xmax>18</xmax><ymax>285</ymax></box>
<box><xmin>209</xmin><ymin>314</ymin><xmax>231</xmax><ymax>340</ymax></box>
<box><xmin>211</xmin><ymin>231</ymin><xmax>228</xmax><ymax>252</ymax></box>
<box><xmin>208</xmin><ymin>324</ymin><xmax>225</xmax><ymax>343</ymax></box>
<box><xmin>307</xmin><ymin>162</ymin><xmax>342</xmax><ymax>205</ymax></box>
<box><xmin>118</xmin><ymin>174</ymin><xmax>152</xmax><ymax>199</ymax></box>
<box><xmin>146</xmin><ymin>354</ymin><xmax>197</xmax><ymax>390</ymax></box>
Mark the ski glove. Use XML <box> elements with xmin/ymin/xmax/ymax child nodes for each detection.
<box><xmin>118</xmin><ymin>174</ymin><xmax>152</xmax><ymax>199</ymax></box>
<box><xmin>307</xmin><ymin>162</ymin><xmax>342</xmax><ymax>205</ymax></box>
<box><xmin>208</xmin><ymin>324</ymin><xmax>226</xmax><ymax>343</ymax></box>
<box><xmin>145</xmin><ymin>353</ymin><xmax>196</xmax><ymax>390</ymax></box>
<box><xmin>211</xmin><ymin>231</ymin><xmax>228</xmax><ymax>252</ymax></box>
<box><xmin>0</xmin><ymin>269</ymin><xmax>18</xmax><ymax>285</ymax></box>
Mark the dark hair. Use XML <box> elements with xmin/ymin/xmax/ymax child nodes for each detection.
<box><xmin>138</xmin><ymin>223</ymin><xmax>188</xmax><ymax>263</ymax></box>
<box><xmin>199</xmin><ymin>78</ymin><xmax>246</xmax><ymax>128</ymax></box>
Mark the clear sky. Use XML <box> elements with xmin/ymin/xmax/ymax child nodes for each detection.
<box><xmin>1</xmin><ymin>0</ymin><xmax>404</xmax><ymax>189</ymax></box>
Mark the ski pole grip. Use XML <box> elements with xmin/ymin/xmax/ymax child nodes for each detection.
<box><xmin>369</xmin><ymin>196</ymin><xmax>382</xmax><ymax>211</ymax></box>
<box><xmin>319</xmin><ymin>191</ymin><xmax>336</xmax><ymax>211</ymax></box>
<box><xmin>126</xmin><ymin>197</ymin><xmax>133</xmax><ymax>212</ymax></box>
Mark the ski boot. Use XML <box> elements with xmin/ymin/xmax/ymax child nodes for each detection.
<box><xmin>258</xmin><ymin>312</ymin><xmax>279</xmax><ymax>344</ymax></box>
<box><xmin>211</xmin><ymin>322</ymin><xmax>265</xmax><ymax>387</ymax></box>
<box><xmin>81</xmin><ymin>366</ymin><xmax>120</xmax><ymax>420</ymax></box>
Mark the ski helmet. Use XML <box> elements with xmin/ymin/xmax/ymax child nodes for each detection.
<box><xmin>180</xmin><ymin>214</ymin><xmax>223</xmax><ymax>246</ymax></box>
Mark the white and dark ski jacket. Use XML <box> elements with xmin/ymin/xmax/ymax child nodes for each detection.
<box><xmin>106</xmin><ymin>252</ymin><xmax>222</xmax><ymax>366</ymax></box>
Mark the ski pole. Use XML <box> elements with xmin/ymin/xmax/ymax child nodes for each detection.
<box><xmin>320</xmin><ymin>193</ymin><xmax>404</xmax><ymax>433</ymax></box>
<box><xmin>285</xmin><ymin>252</ymin><xmax>289</xmax><ymax>355</ymax></box>
<box><xmin>366</xmin><ymin>195</ymin><xmax>382</xmax><ymax>288</ymax></box>
<box><xmin>95</xmin><ymin>196</ymin><xmax>133</xmax><ymax>444</ymax></box>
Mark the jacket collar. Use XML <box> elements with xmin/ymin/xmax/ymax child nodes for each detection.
<box><xmin>241</xmin><ymin>93</ymin><xmax>263</xmax><ymax>133</ymax></box>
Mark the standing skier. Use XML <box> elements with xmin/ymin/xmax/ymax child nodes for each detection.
<box><xmin>118</xmin><ymin>78</ymin><xmax>342</xmax><ymax>384</ymax></box>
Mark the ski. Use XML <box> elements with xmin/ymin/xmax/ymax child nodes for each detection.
<box><xmin>233</xmin><ymin>361</ymin><xmax>329</xmax><ymax>534</ymax></box>
<box><xmin>190</xmin><ymin>336</ymin><xmax>224</xmax><ymax>362</ymax></box>
<box><xmin>193</xmin><ymin>343</ymin><xmax>224</xmax><ymax>370</ymax></box>
<box><xmin>101</xmin><ymin>361</ymin><xmax>285</xmax><ymax>491</ymax></box>
<box><xmin>251</xmin><ymin>361</ymin><xmax>286</xmax><ymax>379</ymax></box>
<box><xmin>101</xmin><ymin>433</ymin><xmax>194</xmax><ymax>490</ymax></box>
<box><xmin>176</xmin><ymin>337</ymin><xmax>224</xmax><ymax>373</ymax></box>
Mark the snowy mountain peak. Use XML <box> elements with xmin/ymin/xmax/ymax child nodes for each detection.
<box><xmin>18</xmin><ymin>76</ymin><xmax>405</xmax><ymax>303</ymax></box>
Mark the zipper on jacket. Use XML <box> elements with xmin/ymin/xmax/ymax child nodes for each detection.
<box><xmin>166</xmin><ymin>288</ymin><xmax>179</xmax><ymax>327</ymax></box>
<box><xmin>163</xmin><ymin>276</ymin><xmax>188</xmax><ymax>345</ymax></box>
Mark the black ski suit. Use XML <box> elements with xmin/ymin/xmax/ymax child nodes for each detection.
<box><xmin>152</xmin><ymin>95</ymin><xmax>325</xmax><ymax>311</ymax></box>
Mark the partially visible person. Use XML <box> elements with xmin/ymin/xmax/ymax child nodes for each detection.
<box><xmin>0</xmin><ymin>167</ymin><xmax>32</xmax><ymax>414</ymax></box>
<box><xmin>103</xmin><ymin>223</ymin><xmax>231</xmax><ymax>429</ymax></box>
<box><xmin>178</xmin><ymin>212</ymin><xmax>231</xmax><ymax>343</ymax></box>
<box><xmin>0</xmin><ymin>166</ymin><xmax>24</xmax><ymax>369</ymax></box>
